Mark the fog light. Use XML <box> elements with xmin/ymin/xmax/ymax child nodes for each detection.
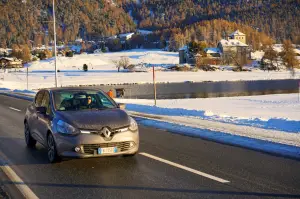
<box><xmin>129</xmin><ymin>142</ymin><xmax>134</xmax><ymax>147</ymax></box>
<box><xmin>75</xmin><ymin>147</ymin><xmax>81</xmax><ymax>152</ymax></box>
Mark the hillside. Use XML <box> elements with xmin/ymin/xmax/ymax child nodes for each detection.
<box><xmin>0</xmin><ymin>0</ymin><xmax>299</xmax><ymax>48</ymax></box>
<box><xmin>165</xmin><ymin>19</ymin><xmax>273</xmax><ymax>51</ymax></box>
<box><xmin>121</xmin><ymin>0</ymin><xmax>300</xmax><ymax>44</ymax></box>
<box><xmin>0</xmin><ymin>0</ymin><xmax>135</xmax><ymax>47</ymax></box>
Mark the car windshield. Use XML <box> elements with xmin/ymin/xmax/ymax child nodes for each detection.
<box><xmin>53</xmin><ymin>90</ymin><xmax>117</xmax><ymax>111</ymax></box>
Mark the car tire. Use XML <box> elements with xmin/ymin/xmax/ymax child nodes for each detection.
<box><xmin>123</xmin><ymin>153</ymin><xmax>137</xmax><ymax>157</ymax></box>
<box><xmin>24</xmin><ymin>122</ymin><xmax>36</xmax><ymax>148</ymax></box>
<box><xmin>47</xmin><ymin>134</ymin><xmax>60</xmax><ymax>163</ymax></box>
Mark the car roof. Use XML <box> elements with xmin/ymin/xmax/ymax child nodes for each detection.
<box><xmin>43</xmin><ymin>87</ymin><xmax>104</xmax><ymax>92</ymax></box>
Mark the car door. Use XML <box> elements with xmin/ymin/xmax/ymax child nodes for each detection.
<box><xmin>36</xmin><ymin>90</ymin><xmax>54</xmax><ymax>146</ymax></box>
<box><xmin>29</xmin><ymin>90</ymin><xmax>45</xmax><ymax>143</ymax></box>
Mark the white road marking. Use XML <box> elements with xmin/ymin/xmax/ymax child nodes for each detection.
<box><xmin>8</xmin><ymin>107</ymin><xmax>21</xmax><ymax>112</ymax></box>
<box><xmin>139</xmin><ymin>152</ymin><xmax>230</xmax><ymax>184</ymax></box>
<box><xmin>0</xmin><ymin>162</ymin><xmax>39</xmax><ymax>199</ymax></box>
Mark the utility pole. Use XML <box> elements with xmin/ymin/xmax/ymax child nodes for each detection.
<box><xmin>153</xmin><ymin>65</ymin><xmax>157</xmax><ymax>106</ymax></box>
<box><xmin>52</xmin><ymin>0</ymin><xmax>58</xmax><ymax>87</ymax></box>
<box><xmin>27</xmin><ymin>67</ymin><xmax>29</xmax><ymax>90</ymax></box>
<box><xmin>298</xmin><ymin>81</ymin><xmax>300</xmax><ymax>103</ymax></box>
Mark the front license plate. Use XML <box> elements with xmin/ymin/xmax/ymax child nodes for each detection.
<box><xmin>98</xmin><ymin>147</ymin><xmax>117</xmax><ymax>154</ymax></box>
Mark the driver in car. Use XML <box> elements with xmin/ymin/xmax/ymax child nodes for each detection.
<box><xmin>85</xmin><ymin>95</ymin><xmax>94</xmax><ymax>108</ymax></box>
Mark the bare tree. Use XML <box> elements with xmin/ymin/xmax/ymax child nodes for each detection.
<box><xmin>222</xmin><ymin>49</ymin><xmax>243</xmax><ymax>71</ymax></box>
<box><xmin>261</xmin><ymin>45</ymin><xmax>279</xmax><ymax>71</ymax></box>
<box><xmin>113</xmin><ymin>57</ymin><xmax>130</xmax><ymax>72</ymax></box>
<box><xmin>119</xmin><ymin>57</ymin><xmax>130</xmax><ymax>69</ymax></box>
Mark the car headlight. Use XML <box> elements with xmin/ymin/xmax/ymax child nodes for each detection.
<box><xmin>57</xmin><ymin>120</ymin><xmax>79</xmax><ymax>135</ymax></box>
<box><xmin>129</xmin><ymin>117</ymin><xmax>138</xmax><ymax>131</ymax></box>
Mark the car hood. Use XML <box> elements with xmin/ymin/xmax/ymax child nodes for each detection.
<box><xmin>57</xmin><ymin>109</ymin><xmax>130</xmax><ymax>130</ymax></box>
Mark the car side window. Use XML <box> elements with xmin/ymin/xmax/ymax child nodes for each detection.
<box><xmin>35</xmin><ymin>91</ymin><xmax>44</xmax><ymax>107</ymax></box>
<box><xmin>41</xmin><ymin>91</ymin><xmax>52</xmax><ymax>115</ymax></box>
<box><xmin>97</xmin><ymin>92</ymin><xmax>115</xmax><ymax>108</ymax></box>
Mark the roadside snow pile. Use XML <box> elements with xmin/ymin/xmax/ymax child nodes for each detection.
<box><xmin>116</xmin><ymin>94</ymin><xmax>300</xmax><ymax>133</ymax></box>
<box><xmin>0</xmin><ymin>88</ymin><xmax>36</xmax><ymax>95</ymax></box>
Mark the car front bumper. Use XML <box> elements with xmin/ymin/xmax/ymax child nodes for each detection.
<box><xmin>53</xmin><ymin>130</ymin><xmax>139</xmax><ymax>158</ymax></box>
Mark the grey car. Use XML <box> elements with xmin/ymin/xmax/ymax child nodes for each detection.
<box><xmin>24</xmin><ymin>88</ymin><xmax>139</xmax><ymax>163</ymax></box>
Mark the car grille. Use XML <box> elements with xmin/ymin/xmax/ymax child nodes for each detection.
<box><xmin>89</xmin><ymin>127</ymin><xmax>129</xmax><ymax>141</ymax></box>
<box><xmin>82</xmin><ymin>141</ymin><xmax>135</xmax><ymax>154</ymax></box>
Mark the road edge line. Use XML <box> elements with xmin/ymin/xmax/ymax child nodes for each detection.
<box><xmin>0</xmin><ymin>164</ymin><xmax>39</xmax><ymax>199</ymax></box>
<box><xmin>9</xmin><ymin>107</ymin><xmax>21</xmax><ymax>112</ymax></box>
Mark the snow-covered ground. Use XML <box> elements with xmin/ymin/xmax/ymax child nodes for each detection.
<box><xmin>116</xmin><ymin>94</ymin><xmax>300</xmax><ymax>133</ymax></box>
<box><xmin>0</xmin><ymin>49</ymin><xmax>299</xmax><ymax>90</ymax></box>
<box><xmin>117</xmin><ymin>94</ymin><xmax>300</xmax><ymax>121</ymax></box>
<box><xmin>113</xmin><ymin>94</ymin><xmax>300</xmax><ymax>148</ymax></box>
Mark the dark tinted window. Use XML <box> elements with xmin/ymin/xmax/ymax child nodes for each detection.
<box><xmin>41</xmin><ymin>91</ymin><xmax>52</xmax><ymax>115</ymax></box>
<box><xmin>35</xmin><ymin>91</ymin><xmax>44</xmax><ymax>107</ymax></box>
<box><xmin>53</xmin><ymin>90</ymin><xmax>117</xmax><ymax>111</ymax></box>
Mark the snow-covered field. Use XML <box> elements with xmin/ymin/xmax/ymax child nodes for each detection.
<box><xmin>118</xmin><ymin>94</ymin><xmax>300</xmax><ymax>121</ymax></box>
<box><xmin>116</xmin><ymin>94</ymin><xmax>300</xmax><ymax>134</ymax></box>
<box><xmin>0</xmin><ymin>49</ymin><xmax>299</xmax><ymax>90</ymax></box>
<box><xmin>113</xmin><ymin>94</ymin><xmax>300</xmax><ymax>149</ymax></box>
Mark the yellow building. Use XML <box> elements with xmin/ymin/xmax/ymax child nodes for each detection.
<box><xmin>229</xmin><ymin>30</ymin><xmax>246</xmax><ymax>44</ymax></box>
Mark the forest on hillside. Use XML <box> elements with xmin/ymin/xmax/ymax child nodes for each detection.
<box><xmin>163</xmin><ymin>19</ymin><xmax>273</xmax><ymax>51</ymax></box>
<box><xmin>0</xmin><ymin>0</ymin><xmax>299</xmax><ymax>48</ymax></box>
<box><xmin>106</xmin><ymin>19</ymin><xmax>273</xmax><ymax>52</ymax></box>
<box><xmin>121</xmin><ymin>0</ymin><xmax>300</xmax><ymax>44</ymax></box>
<box><xmin>0</xmin><ymin>0</ymin><xmax>135</xmax><ymax>48</ymax></box>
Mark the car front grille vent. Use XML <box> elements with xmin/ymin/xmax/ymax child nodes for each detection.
<box><xmin>82</xmin><ymin>141</ymin><xmax>134</xmax><ymax>154</ymax></box>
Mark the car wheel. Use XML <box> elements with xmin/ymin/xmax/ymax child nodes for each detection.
<box><xmin>47</xmin><ymin>134</ymin><xmax>60</xmax><ymax>163</ymax></box>
<box><xmin>24</xmin><ymin>122</ymin><xmax>36</xmax><ymax>148</ymax></box>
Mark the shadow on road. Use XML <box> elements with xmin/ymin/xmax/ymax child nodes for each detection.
<box><xmin>1</xmin><ymin>180</ymin><xmax>300</xmax><ymax>198</ymax></box>
<box><xmin>0</xmin><ymin>136</ymin><xmax>140</xmax><ymax>167</ymax></box>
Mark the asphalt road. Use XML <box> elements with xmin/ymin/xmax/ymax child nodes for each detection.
<box><xmin>0</xmin><ymin>94</ymin><xmax>300</xmax><ymax>199</ymax></box>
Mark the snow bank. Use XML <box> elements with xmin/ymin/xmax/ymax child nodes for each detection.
<box><xmin>137</xmin><ymin>118</ymin><xmax>300</xmax><ymax>159</ymax></box>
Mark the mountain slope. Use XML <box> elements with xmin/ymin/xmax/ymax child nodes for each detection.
<box><xmin>121</xmin><ymin>0</ymin><xmax>300</xmax><ymax>44</ymax></box>
<box><xmin>0</xmin><ymin>0</ymin><xmax>135</xmax><ymax>47</ymax></box>
<box><xmin>0</xmin><ymin>0</ymin><xmax>299</xmax><ymax>48</ymax></box>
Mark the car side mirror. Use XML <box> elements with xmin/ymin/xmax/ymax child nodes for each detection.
<box><xmin>117</xmin><ymin>103</ymin><xmax>126</xmax><ymax>110</ymax></box>
<box><xmin>36</xmin><ymin>106</ymin><xmax>47</xmax><ymax>114</ymax></box>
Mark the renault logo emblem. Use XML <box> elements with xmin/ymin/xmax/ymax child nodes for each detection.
<box><xmin>101</xmin><ymin>127</ymin><xmax>111</xmax><ymax>138</ymax></box>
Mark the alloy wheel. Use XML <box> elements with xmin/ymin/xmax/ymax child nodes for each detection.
<box><xmin>47</xmin><ymin>134</ymin><xmax>55</xmax><ymax>162</ymax></box>
<box><xmin>24</xmin><ymin>123</ymin><xmax>30</xmax><ymax>144</ymax></box>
